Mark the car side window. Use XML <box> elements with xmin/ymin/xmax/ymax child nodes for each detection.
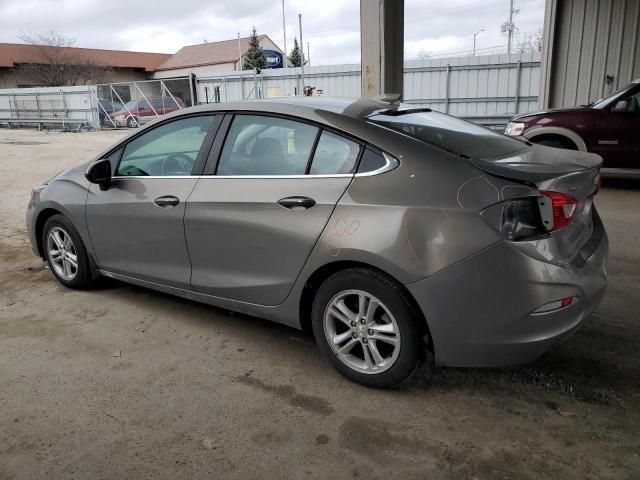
<box><xmin>116</xmin><ymin>116</ymin><xmax>215</xmax><ymax>177</ymax></box>
<box><xmin>105</xmin><ymin>147</ymin><xmax>122</xmax><ymax>175</ymax></box>
<box><xmin>625</xmin><ymin>91</ymin><xmax>640</xmax><ymax>113</ymax></box>
<box><xmin>357</xmin><ymin>147</ymin><xmax>388</xmax><ymax>173</ymax></box>
<box><xmin>309</xmin><ymin>131</ymin><xmax>361</xmax><ymax>175</ymax></box>
<box><xmin>217</xmin><ymin>115</ymin><xmax>318</xmax><ymax>176</ymax></box>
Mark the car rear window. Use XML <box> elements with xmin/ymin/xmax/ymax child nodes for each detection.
<box><xmin>368</xmin><ymin>110</ymin><xmax>528</xmax><ymax>159</ymax></box>
<box><xmin>309</xmin><ymin>131</ymin><xmax>360</xmax><ymax>175</ymax></box>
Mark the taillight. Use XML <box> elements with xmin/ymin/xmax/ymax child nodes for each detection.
<box><xmin>480</xmin><ymin>197</ymin><xmax>546</xmax><ymax>241</ymax></box>
<box><xmin>539</xmin><ymin>191</ymin><xmax>577</xmax><ymax>231</ymax></box>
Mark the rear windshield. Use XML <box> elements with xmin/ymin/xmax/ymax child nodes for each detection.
<box><xmin>368</xmin><ymin>110</ymin><xmax>528</xmax><ymax>159</ymax></box>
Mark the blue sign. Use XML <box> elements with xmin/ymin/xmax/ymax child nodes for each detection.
<box><xmin>264</xmin><ymin>49</ymin><xmax>284</xmax><ymax>69</ymax></box>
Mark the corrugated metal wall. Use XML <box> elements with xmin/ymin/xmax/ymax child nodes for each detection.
<box><xmin>196</xmin><ymin>52</ymin><xmax>541</xmax><ymax>127</ymax></box>
<box><xmin>542</xmin><ymin>0</ymin><xmax>640</xmax><ymax>108</ymax></box>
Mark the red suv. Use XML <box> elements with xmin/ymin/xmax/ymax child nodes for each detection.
<box><xmin>505</xmin><ymin>79</ymin><xmax>639</xmax><ymax>174</ymax></box>
<box><xmin>109</xmin><ymin>97</ymin><xmax>186</xmax><ymax>128</ymax></box>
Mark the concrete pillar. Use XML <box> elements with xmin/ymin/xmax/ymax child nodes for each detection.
<box><xmin>360</xmin><ymin>0</ymin><xmax>404</xmax><ymax>99</ymax></box>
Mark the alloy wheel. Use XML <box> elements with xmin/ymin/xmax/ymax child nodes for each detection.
<box><xmin>323</xmin><ymin>289</ymin><xmax>401</xmax><ymax>374</ymax></box>
<box><xmin>47</xmin><ymin>226</ymin><xmax>78</xmax><ymax>281</ymax></box>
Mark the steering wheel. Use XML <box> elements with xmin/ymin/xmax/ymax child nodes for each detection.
<box><xmin>161</xmin><ymin>153</ymin><xmax>193</xmax><ymax>176</ymax></box>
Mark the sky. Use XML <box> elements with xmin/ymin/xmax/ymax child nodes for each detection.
<box><xmin>0</xmin><ymin>0</ymin><xmax>546</xmax><ymax>65</ymax></box>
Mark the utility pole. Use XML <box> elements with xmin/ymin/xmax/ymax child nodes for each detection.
<box><xmin>298</xmin><ymin>13</ymin><xmax>305</xmax><ymax>94</ymax></box>
<box><xmin>507</xmin><ymin>0</ymin><xmax>514</xmax><ymax>54</ymax></box>
<box><xmin>307</xmin><ymin>42</ymin><xmax>310</xmax><ymax>67</ymax></box>
<box><xmin>237</xmin><ymin>33</ymin><xmax>242</xmax><ymax>70</ymax></box>
<box><xmin>282</xmin><ymin>0</ymin><xmax>287</xmax><ymax>65</ymax></box>
<box><xmin>473</xmin><ymin>29</ymin><xmax>484</xmax><ymax>56</ymax></box>
<box><xmin>503</xmin><ymin>0</ymin><xmax>519</xmax><ymax>55</ymax></box>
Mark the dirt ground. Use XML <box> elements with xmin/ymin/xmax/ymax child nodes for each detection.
<box><xmin>1</xmin><ymin>128</ymin><xmax>639</xmax><ymax>480</ymax></box>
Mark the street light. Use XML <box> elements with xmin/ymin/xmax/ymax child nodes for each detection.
<box><xmin>473</xmin><ymin>29</ymin><xmax>484</xmax><ymax>56</ymax></box>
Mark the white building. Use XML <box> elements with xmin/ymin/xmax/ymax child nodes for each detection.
<box><xmin>152</xmin><ymin>35</ymin><xmax>284</xmax><ymax>79</ymax></box>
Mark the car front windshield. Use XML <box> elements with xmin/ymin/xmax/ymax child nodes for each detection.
<box><xmin>368</xmin><ymin>110</ymin><xmax>528</xmax><ymax>159</ymax></box>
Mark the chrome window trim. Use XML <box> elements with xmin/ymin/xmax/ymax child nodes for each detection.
<box><xmin>354</xmin><ymin>152</ymin><xmax>399</xmax><ymax>177</ymax></box>
<box><xmin>110</xmin><ymin>174</ymin><xmax>354</xmax><ymax>179</ymax></box>
<box><xmin>200</xmin><ymin>174</ymin><xmax>354</xmax><ymax>179</ymax></box>
<box><xmin>112</xmin><ymin>175</ymin><xmax>201</xmax><ymax>179</ymax></box>
<box><xmin>109</xmin><ymin>152</ymin><xmax>398</xmax><ymax>180</ymax></box>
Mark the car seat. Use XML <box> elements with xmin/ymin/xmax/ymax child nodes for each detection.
<box><xmin>250</xmin><ymin>137</ymin><xmax>285</xmax><ymax>174</ymax></box>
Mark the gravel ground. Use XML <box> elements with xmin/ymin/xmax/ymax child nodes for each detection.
<box><xmin>1</xmin><ymin>128</ymin><xmax>639</xmax><ymax>480</ymax></box>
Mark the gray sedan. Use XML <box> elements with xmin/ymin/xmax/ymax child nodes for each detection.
<box><xmin>27</xmin><ymin>96</ymin><xmax>608</xmax><ymax>388</ymax></box>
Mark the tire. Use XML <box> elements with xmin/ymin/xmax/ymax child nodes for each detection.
<box><xmin>126</xmin><ymin>116</ymin><xmax>138</xmax><ymax>128</ymax></box>
<box><xmin>534</xmin><ymin>137</ymin><xmax>577</xmax><ymax>150</ymax></box>
<box><xmin>42</xmin><ymin>214</ymin><xmax>97</xmax><ymax>289</ymax></box>
<box><xmin>311</xmin><ymin>267</ymin><xmax>424</xmax><ymax>388</ymax></box>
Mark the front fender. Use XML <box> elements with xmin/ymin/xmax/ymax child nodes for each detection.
<box><xmin>29</xmin><ymin>176</ymin><xmax>91</xmax><ymax>259</ymax></box>
<box><xmin>524</xmin><ymin>126</ymin><xmax>588</xmax><ymax>152</ymax></box>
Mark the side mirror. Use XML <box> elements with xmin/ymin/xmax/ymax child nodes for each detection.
<box><xmin>612</xmin><ymin>100</ymin><xmax>628</xmax><ymax>113</ymax></box>
<box><xmin>85</xmin><ymin>159</ymin><xmax>112</xmax><ymax>190</ymax></box>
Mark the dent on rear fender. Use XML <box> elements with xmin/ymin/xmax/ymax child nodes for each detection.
<box><xmin>310</xmin><ymin>161</ymin><xmax>538</xmax><ymax>283</ymax></box>
<box><xmin>313</xmin><ymin>174</ymin><xmax>538</xmax><ymax>283</ymax></box>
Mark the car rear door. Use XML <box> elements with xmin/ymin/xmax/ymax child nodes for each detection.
<box><xmin>184</xmin><ymin>113</ymin><xmax>362</xmax><ymax>305</ymax></box>
<box><xmin>86</xmin><ymin>114</ymin><xmax>220</xmax><ymax>288</ymax></box>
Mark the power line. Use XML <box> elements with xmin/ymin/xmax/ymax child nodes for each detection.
<box><xmin>406</xmin><ymin>44</ymin><xmax>510</xmax><ymax>60</ymax></box>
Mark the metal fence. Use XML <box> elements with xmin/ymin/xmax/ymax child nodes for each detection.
<box><xmin>0</xmin><ymin>52</ymin><xmax>540</xmax><ymax>130</ymax></box>
<box><xmin>196</xmin><ymin>52</ymin><xmax>541</xmax><ymax>128</ymax></box>
<box><xmin>0</xmin><ymin>78</ymin><xmax>194</xmax><ymax>130</ymax></box>
<box><xmin>0</xmin><ymin>85</ymin><xmax>99</xmax><ymax>130</ymax></box>
<box><xmin>93</xmin><ymin>78</ymin><xmax>194</xmax><ymax>128</ymax></box>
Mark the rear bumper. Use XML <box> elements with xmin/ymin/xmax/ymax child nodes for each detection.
<box><xmin>407</xmin><ymin>218</ymin><xmax>608</xmax><ymax>368</ymax></box>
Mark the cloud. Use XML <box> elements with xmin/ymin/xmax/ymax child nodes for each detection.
<box><xmin>0</xmin><ymin>0</ymin><xmax>545</xmax><ymax>63</ymax></box>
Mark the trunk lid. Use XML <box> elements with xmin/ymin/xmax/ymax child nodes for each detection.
<box><xmin>473</xmin><ymin>144</ymin><xmax>602</xmax><ymax>263</ymax></box>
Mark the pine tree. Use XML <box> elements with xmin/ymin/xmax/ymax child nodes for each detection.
<box><xmin>242</xmin><ymin>27</ymin><xmax>267</xmax><ymax>70</ymax></box>
<box><xmin>288</xmin><ymin>37</ymin><xmax>306</xmax><ymax>68</ymax></box>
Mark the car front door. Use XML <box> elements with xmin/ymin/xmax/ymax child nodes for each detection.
<box><xmin>86</xmin><ymin>114</ymin><xmax>220</xmax><ymax>288</ymax></box>
<box><xmin>184</xmin><ymin>113</ymin><xmax>362</xmax><ymax>305</ymax></box>
<box><xmin>594</xmin><ymin>86</ymin><xmax>640</xmax><ymax>168</ymax></box>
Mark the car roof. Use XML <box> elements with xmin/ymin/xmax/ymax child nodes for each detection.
<box><xmin>183</xmin><ymin>95</ymin><xmax>419</xmax><ymax>121</ymax></box>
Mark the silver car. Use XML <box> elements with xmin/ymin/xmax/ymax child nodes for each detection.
<box><xmin>27</xmin><ymin>96</ymin><xmax>608</xmax><ymax>388</ymax></box>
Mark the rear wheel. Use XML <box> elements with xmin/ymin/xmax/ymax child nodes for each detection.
<box><xmin>311</xmin><ymin>268</ymin><xmax>423</xmax><ymax>388</ymax></box>
<box><xmin>43</xmin><ymin>214</ymin><xmax>96</xmax><ymax>289</ymax></box>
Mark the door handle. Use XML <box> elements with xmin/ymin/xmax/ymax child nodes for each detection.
<box><xmin>154</xmin><ymin>195</ymin><xmax>180</xmax><ymax>208</ymax></box>
<box><xmin>277</xmin><ymin>196</ymin><xmax>316</xmax><ymax>210</ymax></box>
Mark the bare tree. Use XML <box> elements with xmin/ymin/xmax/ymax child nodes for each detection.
<box><xmin>16</xmin><ymin>31</ymin><xmax>111</xmax><ymax>86</ymax></box>
<box><xmin>516</xmin><ymin>29</ymin><xmax>543</xmax><ymax>54</ymax></box>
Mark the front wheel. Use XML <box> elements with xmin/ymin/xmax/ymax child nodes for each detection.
<box><xmin>311</xmin><ymin>268</ymin><xmax>424</xmax><ymax>388</ymax></box>
<box><xmin>126</xmin><ymin>116</ymin><xmax>139</xmax><ymax>128</ymax></box>
<box><xmin>534</xmin><ymin>138</ymin><xmax>577</xmax><ymax>150</ymax></box>
<box><xmin>43</xmin><ymin>214</ymin><xmax>97</xmax><ymax>289</ymax></box>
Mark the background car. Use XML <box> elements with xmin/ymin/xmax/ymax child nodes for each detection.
<box><xmin>505</xmin><ymin>79</ymin><xmax>640</xmax><ymax>175</ymax></box>
<box><xmin>96</xmin><ymin>99</ymin><xmax>124</xmax><ymax>126</ymax></box>
<box><xmin>28</xmin><ymin>97</ymin><xmax>607</xmax><ymax>388</ymax></box>
<box><xmin>109</xmin><ymin>96</ymin><xmax>186</xmax><ymax>128</ymax></box>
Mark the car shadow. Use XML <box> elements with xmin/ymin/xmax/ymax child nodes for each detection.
<box><xmin>87</xmin><ymin>277</ymin><xmax>639</xmax><ymax>404</ymax></box>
